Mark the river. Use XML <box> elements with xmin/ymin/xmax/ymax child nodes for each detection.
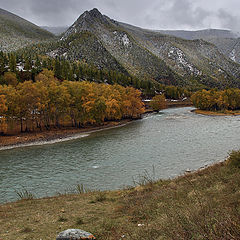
<box><xmin>0</xmin><ymin>107</ymin><xmax>240</xmax><ymax>203</ymax></box>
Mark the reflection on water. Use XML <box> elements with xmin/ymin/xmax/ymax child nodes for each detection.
<box><xmin>0</xmin><ymin>107</ymin><xmax>240</xmax><ymax>203</ymax></box>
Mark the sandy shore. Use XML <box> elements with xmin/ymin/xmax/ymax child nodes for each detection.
<box><xmin>0</xmin><ymin>119</ymin><xmax>133</xmax><ymax>149</ymax></box>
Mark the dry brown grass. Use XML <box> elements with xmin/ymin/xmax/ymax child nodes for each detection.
<box><xmin>0</xmin><ymin>159</ymin><xmax>240</xmax><ymax>239</ymax></box>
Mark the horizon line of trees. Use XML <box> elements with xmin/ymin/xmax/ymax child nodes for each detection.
<box><xmin>0</xmin><ymin>69</ymin><xmax>145</xmax><ymax>134</ymax></box>
<box><xmin>191</xmin><ymin>88</ymin><xmax>240</xmax><ymax>111</ymax></box>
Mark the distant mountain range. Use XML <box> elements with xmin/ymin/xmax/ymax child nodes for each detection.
<box><xmin>0</xmin><ymin>8</ymin><xmax>55</xmax><ymax>52</ymax></box>
<box><xmin>1</xmin><ymin>7</ymin><xmax>240</xmax><ymax>88</ymax></box>
<box><xmin>157</xmin><ymin>29</ymin><xmax>239</xmax><ymax>41</ymax></box>
<box><xmin>41</xmin><ymin>26</ymin><xmax>68</xmax><ymax>36</ymax></box>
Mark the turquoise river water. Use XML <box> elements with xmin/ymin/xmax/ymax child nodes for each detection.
<box><xmin>0</xmin><ymin>107</ymin><xmax>240</xmax><ymax>203</ymax></box>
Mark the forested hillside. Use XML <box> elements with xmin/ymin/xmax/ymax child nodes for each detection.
<box><xmin>0</xmin><ymin>51</ymin><xmax>191</xmax><ymax>98</ymax></box>
<box><xmin>39</xmin><ymin>8</ymin><xmax>240</xmax><ymax>89</ymax></box>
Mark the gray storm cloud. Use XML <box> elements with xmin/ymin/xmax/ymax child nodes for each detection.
<box><xmin>217</xmin><ymin>9</ymin><xmax>240</xmax><ymax>32</ymax></box>
<box><xmin>0</xmin><ymin>0</ymin><xmax>239</xmax><ymax>31</ymax></box>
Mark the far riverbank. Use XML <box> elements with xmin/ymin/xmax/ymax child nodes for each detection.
<box><xmin>193</xmin><ymin>109</ymin><xmax>240</xmax><ymax>116</ymax></box>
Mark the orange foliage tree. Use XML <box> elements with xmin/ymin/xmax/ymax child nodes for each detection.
<box><xmin>150</xmin><ymin>95</ymin><xmax>166</xmax><ymax>111</ymax></box>
<box><xmin>191</xmin><ymin>89</ymin><xmax>240</xmax><ymax>111</ymax></box>
<box><xmin>0</xmin><ymin>94</ymin><xmax>7</xmax><ymax>134</ymax></box>
<box><xmin>0</xmin><ymin>70</ymin><xmax>145</xmax><ymax>133</ymax></box>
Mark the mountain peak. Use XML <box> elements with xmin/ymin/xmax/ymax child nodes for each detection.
<box><xmin>61</xmin><ymin>8</ymin><xmax>109</xmax><ymax>39</ymax></box>
<box><xmin>79</xmin><ymin>8</ymin><xmax>104</xmax><ymax>22</ymax></box>
<box><xmin>88</xmin><ymin>8</ymin><xmax>102</xmax><ymax>17</ymax></box>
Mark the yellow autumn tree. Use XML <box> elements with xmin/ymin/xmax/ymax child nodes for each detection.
<box><xmin>47</xmin><ymin>81</ymin><xmax>70</xmax><ymax>127</ymax></box>
<box><xmin>150</xmin><ymin>95</ymin><xmax>166</xmax><ymax>111</ymax></box>
<box><xmin>191</xmin><ymin>89</ymin><xmax>240</xmax><ymax>111</ymax></box>
<box><xmin>0</xmin><ymin>94</ymin><xmax>7</xmax><ymax>134</ymax></box>
<box><xmin>16</xmin><ymin>81</ymin><xmax>42</xmax><ymax>131</ymax></box>
<box><xmin>102</xmin><ymin>85</ymin><xmax>122</xmax><ymax>120</ymax></box>
<box><xmin>3</xmin><ymin>72</ymin><xmax>18</xmax><ymax>86</ymax></box>
<box><xmin>35</xmin><ymin>68</ymin><xmax>57</xmax><ymax>85</ymax></box>
<box><xmin>0</xmin><ymin>70</ymin><xmax>146</xmax><ymax>133</ymax></box>
<box><xmin>122</xmin><ymin>87</ymin><xmax>145</xmax><ymax>119</ymax></box>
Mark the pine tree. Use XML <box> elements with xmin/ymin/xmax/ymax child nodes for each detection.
<box><xmin>24</xmin><ymin>57</ymin><xmax>32</xmax><ymax>71</ymax></box>
<box><xmin>9</xmin><ymin>54</ymin><xmax>16</xmax><ymax>73</ymax></box>
<box><xmin>54</xmin><ymin>58</ymin><xmax>62</xmax><ymax>79</ymax></box>
<box><xmin>0</xmin><ymin>56</ymin><xmax>5</xmax><ymax>76</ymax></box>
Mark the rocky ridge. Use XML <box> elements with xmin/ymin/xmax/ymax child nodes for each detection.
<box><xmin>46</xmin><ymin>8</ymin><xmax>240</xmax><ymax>88</ymax></box>
<box><xmin>157</xmin><ymin>28</ymin><xmax>240</xmax><ymax>64</ymax></box>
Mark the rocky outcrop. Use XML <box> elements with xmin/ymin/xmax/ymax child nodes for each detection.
<box><xmin>56</xmin><ymin>229</ymin><xmax>96</xmax><ymax>240</ymax></box>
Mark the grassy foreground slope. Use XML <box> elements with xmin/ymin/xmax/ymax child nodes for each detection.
<box><xmin>0</xmin><ymin>153</ymin><xmax>240</xmax><ymax>240</ymax></box>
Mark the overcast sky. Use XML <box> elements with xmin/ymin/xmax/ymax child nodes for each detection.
<box><xmin>0</xmin><ymin>0</ymin><xmax>240</xmax><ymax>31</ymax></box>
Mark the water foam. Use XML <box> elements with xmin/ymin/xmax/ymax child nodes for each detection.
<box><xmin>0</xmin><ymin>134</ymin><xmax>89</xmax><ymax>151</ymax></box>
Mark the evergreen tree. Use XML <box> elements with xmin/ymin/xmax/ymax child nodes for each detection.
<box><xmin>9</xmin><ymin>54</ymin><xmax>16</xmax><ymax>73</ymax></box>
<box><xmin>0</xmin><ymin>56</ymin><xmax>5</xmax><ymax>76</ymax></box>
<box><xmin>54</xmin><ymin>58</ymin><xmax>62</xmax><ymax>79</ymax></box>
<box><xmin>24</xmin><ymin>57</ymin><xmax>32</xmax><ymax>71</ymax></box>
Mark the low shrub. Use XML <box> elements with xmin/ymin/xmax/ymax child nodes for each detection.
<box><xmin>227</xmin><ymin>150</ymin><xmax>240</xmax><ymax>168</ymax></box>
<box><xmin>15</xmin><ymin>188</ymin><xmax>35</xmax><ymax>200</ymax></box>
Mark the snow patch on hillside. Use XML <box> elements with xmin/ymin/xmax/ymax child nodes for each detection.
<box><xmin>122</xmin><ymin>34</ymin><xmax>130</xmax><ymax>46</ymax></box>
<box><xmin>62</xmin><ymin>52</ymin><xmax>68</xmax><ymax>59</ymax></box>
<box><xmin>113</xmin><ymin>31</ymin><xmax>131</xmax><ymax>47</ymax></box>
<box><xmin>229</xmin><ymin>49</ymin><xmax>236</xmax><ymax>62</ymax></box>
<box><xmin>47</xmin><ymin>50</ymin><xmax>59</xmax><ymax>58</ymax></box>
<box><xmin>168</xmin><ymin>47</ymin><xmax>201</xmax><ymax>75</ymax></box>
